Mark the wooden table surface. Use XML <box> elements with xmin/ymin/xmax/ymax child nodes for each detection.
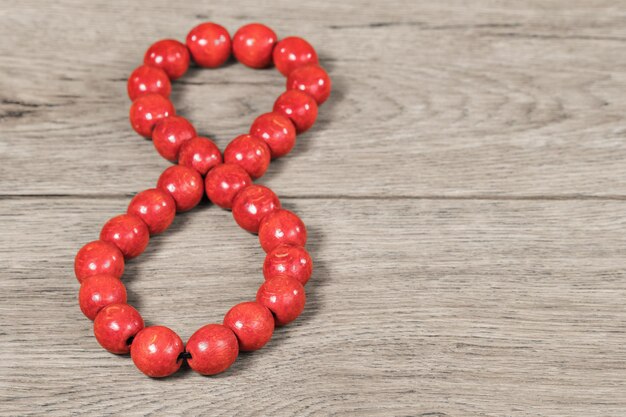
<box><xmin>2</xmin><ymin>1</ymin><xmax>626</xmax><ymax>415</ymax></box>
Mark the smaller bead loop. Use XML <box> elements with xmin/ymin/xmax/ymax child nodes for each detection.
<box><xmin>76</xmin><ymin>21</ymin><xmax>328</xmax><ymax>377</ymax></box>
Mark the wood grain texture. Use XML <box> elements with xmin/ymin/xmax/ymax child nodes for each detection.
<box><xmin>1</xmin><ymin>0</ymin><xmax>626</xmax><ymax>416</ymax></box>
<box><xmin>2</xmin><ymin>0</ymin><xmax>626</xmax><ymax>197</ymax></box>
<box><xmin>2</xmin><ymin>198</ymin><xmax>626</xmax><ymax>416</ymax></box>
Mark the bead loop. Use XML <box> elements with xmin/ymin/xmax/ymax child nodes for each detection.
<box><xmin>76</xmin><ymin>21</ymin><xmax>328</xmax><ymax>378</ymax></box>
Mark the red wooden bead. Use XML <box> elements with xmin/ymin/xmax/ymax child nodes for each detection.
<box><xmin>223</xmin><ymin>134</ymin><xmax>271</xmax><ymax>179</ymax></box>
<box><xmin>127</xmin><ymin>188</ymin><xmax>176</xmax><ymax>235</ymax></box>
<box><xmin>232</xmin><ymin>23</ymin><xmax>277</xmax><ymax>69</ymax></box>
<box><xmin>249</xmin><ymin>112</ymin><xmax>296</xmax><ymax>159</ymax></box>
<box><xmin>186</xmin><ymin>324</ymin><xmax>239</xmax><ymax>375</ymax></box>
<box><xmin>74</xmin><ymin>240</ymin><xmax>125</xmax><ymax>283</ymax></box>
<box><xmin>129</xmin><ymin>93</ymin><xmax>175</xmax><ymax>138</ymax></box>
<box><xmin>286</xmin><ymin>64</ymin><xmax>331</xmax><ymax>105</ymax></box>
<box><xmin>157</xmin><ymin>165</ymin><xmax>204</xmax><ymax>212</ymax></box>
<box><xmin>78</xmin><ymin>274</ymin><xmax>127</xmax><ymax>320</ymax></box>
<box><xmin>127</xmin><ymin>65</ymin><xmax>171</xmax><ymax>101</ymax></box>
<box><xmin>152</xmin><ymin>116</ymin><xmax>197</xmax><ymax>162</ymax></box>
<box><xmin>186</xmin><ymin>22</ymin><xmax>231</xmax><ymax>68</ymax></box>
<box><xmin>273</xmin><ymin>90</ymin><xmax>318</xmax><ymax>133</ymax></box>
<box><xmin>100</xmin><ymin>214</ymin><xmax>150</xmax><ymax>259</ymax></box>
<box><xmin>131</xmin><ymin>326</ymin><xmax>184</xmax><ymax>378</ymax></box>
<box><xmin>256</xmin><ymin>275</ymin><xmax>306</xmax><ymax>326</ymax></box>
<box><xmin>93</xmin><ymin>303</ymin><xmax>144</xmax><ymax>354</ymax></box>
<box><xmin>144</xmin><ymin>39</ymin><xmax>190</xmax><ymax>80</ymax></box>
<box><xmin>273</xmin><ymin>36</ymin><xmax>318</xmax><ymax>76</ymax></box>
<box><xmin>231</xmin><ymin>185</ymin><xmax>281</xmax><ymax>233</ymax></box>
<box><xmin>223</xmin><ymin>301</ymin><xmax>274</xmax><ymax>351</ymax></box>
<box><xmin>178</xmin><ymin>136</ymin><xmax>222</xmax><ymax>176</ymax></box>
<box><xmin>204</xmin><ymin>163</ymin><xmax>252</xmax><ymax>209</ymax></box>
<box><xmin>263</xmin><ymin>244</ymin><xmax>313</xmax><ymax>286</ymax></box>
<box><xmin>258</xmin><ymin>209</ymin><xmax>307</xmax><ymax>253</ymax></box>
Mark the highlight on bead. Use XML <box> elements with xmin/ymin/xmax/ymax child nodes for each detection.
<box><xmin>76</xmin><ymin>21</ymin><xmax>325</xmax><ymax>378</ymax></box>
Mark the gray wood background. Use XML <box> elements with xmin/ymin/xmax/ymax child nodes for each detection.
<box><xmin>1</xmin><ymin>0</ymin><xmax>626</xmax><ymax>415</ymax></box>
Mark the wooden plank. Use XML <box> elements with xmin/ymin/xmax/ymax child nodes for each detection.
<box><xmin>2</xmin><ymin>197</ymin><xmax>626</xmax><ymax>416</ymax></box>
<box><xmin>2</xmin><ymin>0</ymin><xmax>626</xmax><ymax>197</ymax></box>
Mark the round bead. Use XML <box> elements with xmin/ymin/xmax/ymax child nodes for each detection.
<box><xmin>258</xmin><ymin>209</ymin><xmax>307</xmax><ymax>253</ymax></box>
<box><xmin>223</xmin><ymin>134</ymin><xmax>271</xmax><ymax>179</ymax></box>
<box><xmin>223</xmin><ymin>301</ymin><xmax>274</xmax><ymax>351</ymax></box>
<box><xmin>127</xmin><ymin>188</ymin><xmax>176</xmax><ymax>235</ymax></box>
<box><xmin>93</xmin><ymin>303</ymin><xmax>144</xmax><ymax>354</ymax></box>
<box><xmin>129</xmin><ymin>93</ymin><xmax>175</xmax><ymax>138</ymax></box>
<box><xmin>74</xmin><ymin>240</ymin><xmax>125</xmax><ymax>283</ymax></box>
<box><xmin>144</xmin><ymin>39</ymin><xmax>190</xmax><ymax>80</ymax></box>
<box><xmin>273</xmin><ymin>90</ymin><xmax>318</xmax><ymax>133</ymax></box>
<box><xmin>204</xmin><ymin>163</ymin><xmax>252</xmax><ymax>209</ymax></box>
<box><xmin>287</xmin><ymin>65</ymin><xmax>331</xmax><ymax>105</ymax></box>
<box><xmin>131</xmin><ymin>326</ymin><xmax>184</xmax><ymax>378</ymax></box>
<box><xmin>256</xmin><ymin>275</ymin><xmax>306</xmax><ymax>326</ymax></box>
<box><xmin>231</xmin><ymin>185</ymin><xmax>281</xmax><ymax>233</ymax></box>
<box><xmin>249</xmin><ymin>112</ymin><xmax>296</xmax><ymax>159</ymax></box>
<box><xmin>127</xmin><ymin>65</ymin><xmax>171</xmax><ymax>101</ymax></box>
<box><xmin>178</xmin><ymin>136</ymin><xmax>222</xmax><ymax>176</ymax></box>
<box><xmin>157</xmin><ymin>165</ymin><xmax>204</xmax><ymax>212</ymax></box>
<box><xmin>263</xmin><ymin>244</ymin><xmax>313</xmax><ymax>286</ymax></box>
<box><xmin>152</xmin><ymin>116</ymin><xmax>197</xmax><ymax>162</ymax></box>
<box><xmin>186</xmin><ymin>324</ymin><xmax>239</xmax><ymax>375</ymax></box>
<box><xmin>78</xmin><ymin>274</ymin><xmax>127</xmax><ymax>320</ymax></box>
<box><xmin>232</xmin><ymin>23</ymin><xmax>277</xmax><ymax>69</ymax></box>
<box><xmin>186</xmin><ymin>22</ymin><xmax>231</xmax><ymax>68</ymax></box>
<box><xmin>273</xmin><ymin>36</ymin><xmax>318</xmax><ymax>76</ymax></box>
<box><xmin>100</xmin><ymin>214</ymin><xmax>150</xmax><ymax>259</ymax></box>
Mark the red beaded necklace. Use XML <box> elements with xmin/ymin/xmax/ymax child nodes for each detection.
<box><xmin>74</xmin><ymin>22</ymin><xmax>330</xmax><ymax>378</ymax></box>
